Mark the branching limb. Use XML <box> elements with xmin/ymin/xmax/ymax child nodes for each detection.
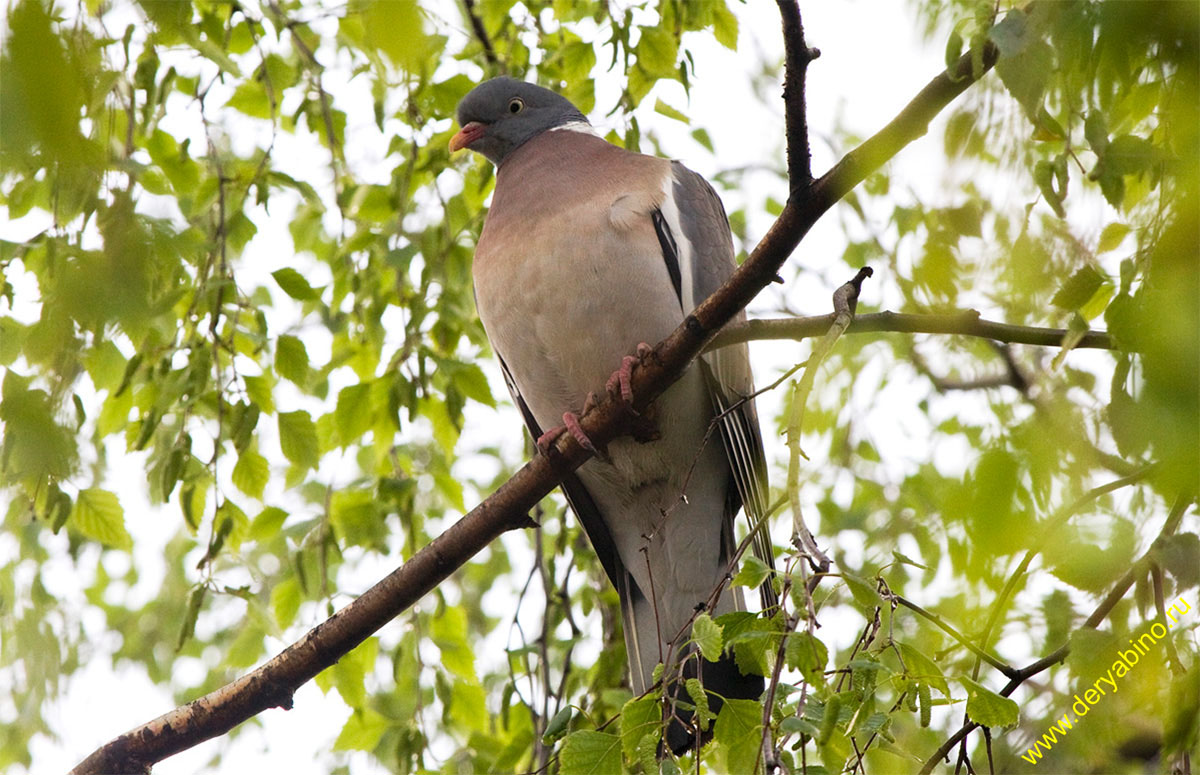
<box><xmin>892</xmin><ymin>595</ymin><xmax>1019</xmax><ymax>680</ymax></box>
<box><xmin>73</xmin><ymin>4</ymin><xmax>1005</xmax><ymax>771</ymax></box>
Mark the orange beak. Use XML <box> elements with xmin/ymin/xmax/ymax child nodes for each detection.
<box><xmin>449</xmin><ymin>121</ymin><xmax>487</xmax><ymax>152</ymax></box>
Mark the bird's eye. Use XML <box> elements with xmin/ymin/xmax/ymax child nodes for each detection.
<box><xmin>508</xmin><ymin>98</ymin><xmax>524</xmax><ymax>114</ymax></box>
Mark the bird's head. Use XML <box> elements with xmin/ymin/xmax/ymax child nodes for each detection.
<box><xmin>449</xmin><ymin>77</ymin><xmax>588</xmax><ymax>165</ymax></box>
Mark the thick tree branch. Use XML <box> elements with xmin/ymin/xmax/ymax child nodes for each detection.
<box><xmin>712</xmin><ymin>310</ymin><xmax>1115</xmax><ymax>351</ymax></box>
<box><xmin>73</xmin><ymin>9</ymin><xmax>1003</xmax><ymax>773</ymax></box>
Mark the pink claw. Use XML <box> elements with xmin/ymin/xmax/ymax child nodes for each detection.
<box><xmin>561</xmin><ymin>411</ymin><xmax>600</xmax><ymax>455</ymax></box>
<box><xmin>605</xmin><ymin>343</ymin><xmax>653</xmax><ymax>404</ymax></box>
<box><xmin>535</xmin><ymin>412</ymin><xmax>600</xmax><ymax>457</ymax></box>
<box><xmin>605</xmin><ymin>355</ymin><xmax>638</xmax><ymax>403</ymax></box>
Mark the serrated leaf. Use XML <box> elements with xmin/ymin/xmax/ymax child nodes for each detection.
<box><xmin>899</xmin><ymin>642</ymin><xmax>950</xmax><ymax>697</ymax></box>
<box><xmin>959</xmin><ymin>676</ymin><xmax>1019</xmax><ymax>728</ymax></box>
<box><xmin>785</xmin><ymin>632</ymin><xmax>829</xmax><ymax>685</ymax></box>
<box><xmin>713</xmin><ymin>698</ymin><xmax>762</xmax><ymax>774</ymax></box>
<box><xmin>620</xmin><ymin>696</ymin><xmax>660</xmax><ymax>758</ymax></box>
<box><xmin>326</xmin><ymin>636</ymin><xmax>378</xmax><ymax>709</ymax></box>
<box><xmin>842</xmin><ymin>572</ymin><xmax>881</xmax><ymax>610</ymax></box>
<box><xmin>278</xmin><ymin>410</ymin><xmax>319</xmax><ymax>469</ymax></box>
<box><xmin>636</xmin><ymin>26</ymin><xmax>677</xmax><ymax>78</ymax></box>
<box><xmin>275</xmin><ymin>334</ymin><xmax>309</xmax><ymax>384</ymax></box>
<box><xmin>732</xmin><ymin>554</ymin><xmax>772</xmax><ymax>590</ymax></box>
<box><xmin>71</xmin><ymin>488</ymin><xmax>131</xmax><ymax>550</ymax></box>
<box><xmin>232</xmin><ymin>448</ymin><xmax>269</xmax><ymax>499</ymax></box>
<box><xmin>692</xmin><ymin>612</ymin><xmax>724</xmax><ymax>661</ymax></box>
<box><xmin>711</xmin><ymin>2</ymin><xmax>738</xmax><ymax>49</ymax></box>
<box><xmin>558</xmin><ymin>730</ymin><xmax>622</xmax><ymax>775</ymax></box>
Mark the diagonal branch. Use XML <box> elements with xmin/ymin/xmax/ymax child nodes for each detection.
<box><xmin>71</xmin><ymin>10</ymin><xmax>1004</xmax><ymax>775</ymax></box>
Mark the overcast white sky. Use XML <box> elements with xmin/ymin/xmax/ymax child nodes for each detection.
<box><xmin>14</xmin><ymin>1</ymin><xmax>976</xmax><ymax>772</ymax></box>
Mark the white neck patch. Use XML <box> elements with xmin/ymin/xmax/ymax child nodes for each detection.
<box><xmin>550</xmin><ymin>121</ymin><xmax>600</xmax><ymax>137</ymax></box>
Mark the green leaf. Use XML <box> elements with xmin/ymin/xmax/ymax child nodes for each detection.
<box><xmin>326</xmin><ymin>636</ymin><xmax>378</xmax><ymax>708</ymax></box>
<box><xmin>636</xmin><ymin>27</ymin><xmax>678</xmax><ymax>78</ymax></box>
<box><xmin>1051</xmin><ymin>265</ymin><xmax>1107</xmax><ymax>310</ymax></box>
<box><xmin>898</xmin><ymin>642</ymin><xmax>950</xmax><ymax>697</ymax></box>
<box><xmin>692</xmin><ymin>612</ymin><xmax>724</xmax><ymax>661</ymax></box>
<box><xmin>359</xmin><ymin>0</ymin><xmax>442</xmax><ymax>74</ymax></box>
<box><xmin>620</xmin><ymin>696</ymin><xmax>660</xmax><ymax>758</ymax></box>
<box><xmin>334</xmin><ymin>383</ymin><xmax>373</xmax><ymax>444</ymax></box>
<box><xmin>654</xmin><ymin>98</ymin><xmax>689</xmax><ymax>124</ymax></box>
<box><xmin>176</xmin><ymin>585</ymin><xmax>205</xmax><ymax>651</ymax></box>
<box><xmin>945</xmin><ymin>29</ymin><xmax>963</xmax><ymax>69</ymax></box>
<box><xmin>558</xmin><ymin>730</ymin><xmax>622</xmax><ymax>775</ymax></box>
<box><xmin>249</xmin><ymin>505</ymin><xmax>287</xmax><ymax>541</ymax></box>
<box><xmin>226</xmin><ymin>79</ymin><xmax>271</xmax><ymax>119</ymax></box>
<box><xmin>785</xmin><ymin>632</ymin><xmax>829</xmax><ymax>685</ymax></box>
<box><xmin>431</xmin><ymin>605</ymin><xmax>476</xmax><ymax>681</ymax></box>
<box><xmin>996</xmin><ymin>36</ymin><xmax>1054</xmax><ymax>117</ymax></box>
<box><xmin>1097</xmin><ymin>222</ymin><xmax>1131</xmax><ymax>253</ymax></box>
<box><xmin>891</xmin><ymin>550</ymin><xmax>929</xmax><ymax>570</ymax></box>
<box><xmin>713</xmin><ymin>698</ymin><xmax>762</xmax><ymax>774</ymax></box>
<box><xmin>83</xmin><ymin>340</ymin><xmax>127</xmax><ymax>392</ymax></box>
<box><xmin>1105</xmin><ymin>134</ymin><xmax>1157</xmax><ymax>177</ymax></box>
<box><xmin>243</xmin><ymin>374</ymin><xmax>276</xmax><ymax>415</ymax></box>
<box><xmin>270</xmin><ymin>576</ymin><xmax>301</xmax><ymax>629</ymax></box>
<box><xmin>842</xmin><ymin>572</ymin><xmax>881</xmax><ymax>610</ymax></box>
<box><xmin>71</xmin><ymin>488</ymin><xmax>131</xmax><ymax>550</ymax></box>
<box><xmin>959</xmin><ymin>676</ymin><xmax>1019</xmax><ymax>728</ymax></box>
<box><xmin>272</xmin><ymin>267</ymin><xmax>320</xmax><ymax>301</ymax></box>
<box><xmin>275</xmin><ymin>335</ymin><xmax>309</xmax><ymax>385</ymax></box>
<box><xmin>278</xmin><ymin>410</ymin><xmax>319</xmax><ymax>470</ymax></box>
<box><xmin>711</xmin><ymin>3</ymin><xmax>738</xmax><ymax>49</ymax></box>
<box><xmin>333</xmin><ymin>708</ymin><xmax>389</xmax><ymax>752</ymax></box>
<box><xmin>231</xmin><ymin>447</ymin><xmax>269</xmax><ymax>499</ymax></box>
<box><xmin>732</xmin><ymin>554</ymin><xmax>772</xmax><ymax>590</ymax></box>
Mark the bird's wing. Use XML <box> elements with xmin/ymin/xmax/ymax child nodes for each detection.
<box><xmin>495</xmin><ymin>352</ymin><xmax>656</xmax><ymax>691</ymax></box>
<box><xmin>655</xmin><ymin>162</ymin><xmax>778</xmax><ymax>609</ymax></box>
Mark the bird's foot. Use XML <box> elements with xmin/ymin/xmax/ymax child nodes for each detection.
<box><xmin>604</xmin><ymin>342</ymin><xmax>656</xmax><ymax>404</ymax></box>
<box><xmin>535</xmin><ymin>411</ymin><xmax>604</xmax><ymax>459</ymax></box>
<box><xmin>599</xmin><ymin>344</ymin><xmax>661</xmax><ymax>444</ymax></box>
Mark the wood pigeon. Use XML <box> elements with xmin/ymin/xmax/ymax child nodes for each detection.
<box><xmin>451</xmin><ymin>77</ymin><xmax>774</xmax><ymax>751</ymax></box>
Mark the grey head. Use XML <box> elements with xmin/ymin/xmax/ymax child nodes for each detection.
<box><xmin>449</xmin><ymin>77</ymin><xmax>589</xmax><ymax>166</ymax></box>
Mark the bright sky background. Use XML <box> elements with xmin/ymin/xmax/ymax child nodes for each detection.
<box><xmin>11</xmin><ymin>1</ymin><xmax>1009</xmax><ymax>772</ymax></box>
